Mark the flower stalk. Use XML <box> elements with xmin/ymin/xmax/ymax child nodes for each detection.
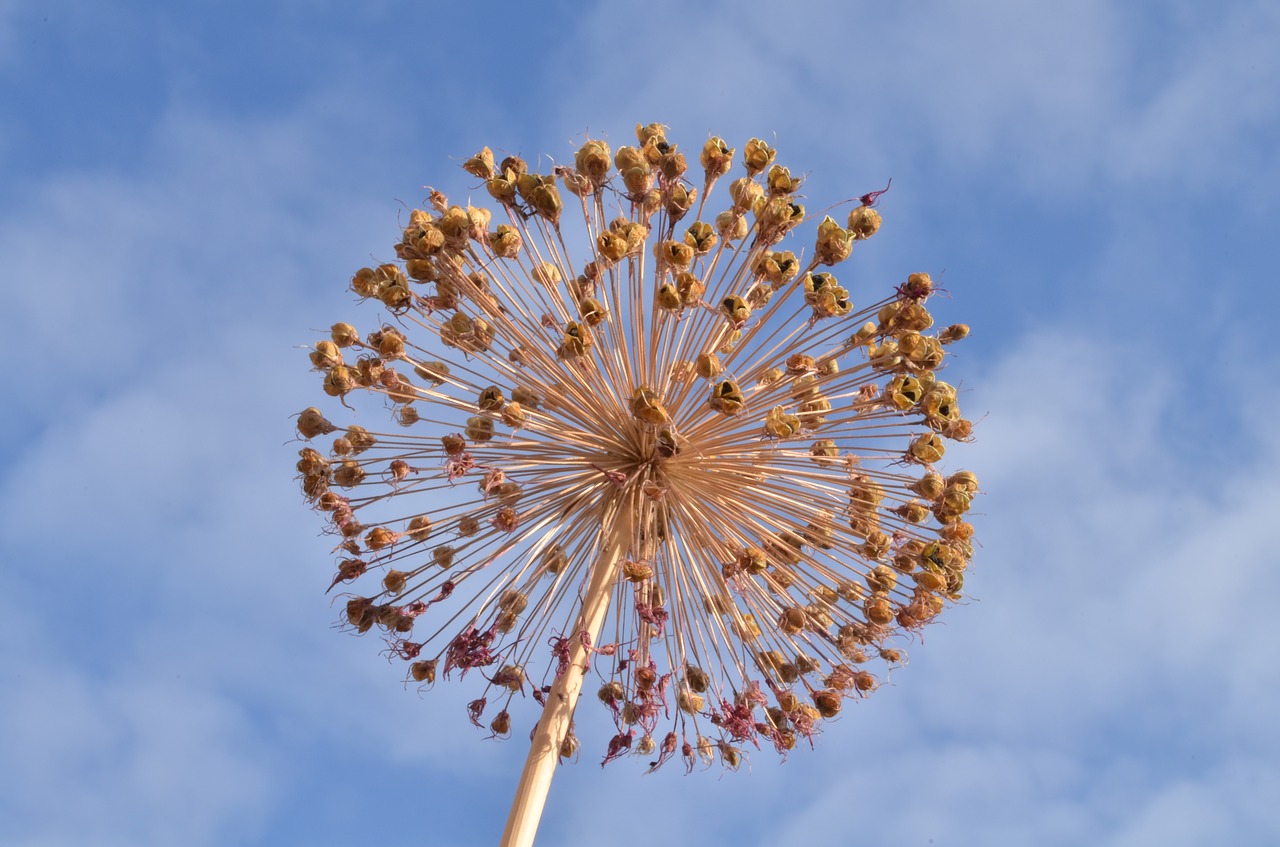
<box><xmin>501</xmin><ymin>497</ymin><xmax>633</xmax><ymax>847</ymax></box>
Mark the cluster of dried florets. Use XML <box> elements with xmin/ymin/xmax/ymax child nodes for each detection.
<box><xmin>295</xmin><ymin>123</ymin><xmax>978</xmax><ymax>771</ymax></box>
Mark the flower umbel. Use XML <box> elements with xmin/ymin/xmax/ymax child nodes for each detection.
<box><xmin>296</xmin><ymin>124</ymin><xmax>978</xmax><ymax>771</ymax></box>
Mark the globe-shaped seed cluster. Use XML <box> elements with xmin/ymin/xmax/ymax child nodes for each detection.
<box><xmin>294</xmin><ymin>122</ymin><xmax>979</xmax><ymax>771</ymax></box>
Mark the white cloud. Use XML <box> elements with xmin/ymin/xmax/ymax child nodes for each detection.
<box><xmin>549</xmin><ymin>0</ymin><xmax>1279</xmax><ymax>198</ymax></box>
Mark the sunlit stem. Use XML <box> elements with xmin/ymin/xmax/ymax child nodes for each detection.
<box><xmin>499</xmin><ymin>495</ymin><xmax>634</xmax><ymax>847</ymax></box>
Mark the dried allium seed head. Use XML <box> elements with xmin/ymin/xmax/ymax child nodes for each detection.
<box><xmin>297</xmin><ymin>124</ymin><xmax>980</xmax><ymax>771</ymax></box>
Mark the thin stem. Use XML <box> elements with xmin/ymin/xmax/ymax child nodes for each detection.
<box><xmin>499</xmin><ymin>495</ymin><xmax>634</xmax><ymax>847</ymax></box>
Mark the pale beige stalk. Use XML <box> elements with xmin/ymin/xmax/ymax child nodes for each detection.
<box><xmin>500</xmin><ymin>499</ymin><xmax>633</xmax><ymax>847</ymax></box>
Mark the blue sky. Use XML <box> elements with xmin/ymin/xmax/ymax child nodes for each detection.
<box><xmin>2</xmin><ymin>1</ymin><xmax>1278</xmax><ymax>845</ymax></box>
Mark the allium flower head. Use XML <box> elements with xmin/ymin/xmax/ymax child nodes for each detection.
<box><xmin>296</xmin><ymin>123</ymin><xmax>979</xmax><ymax>771</ymax></box>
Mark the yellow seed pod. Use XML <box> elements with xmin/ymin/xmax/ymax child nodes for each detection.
<box><xmin>467</xmin><ymin>204</ymin><xmax>492</xmax><ymax>238</ymax></box>
<box><xmin>382</xmin><ymin>569</ymin><xmax>409</xmax><ymax>595</ymax></box>
<box><xmin>428</xmin><ymin>545</ymin><xmax>454</xmax><ymax>568</ymax></box>
<box><xmin>664</xmin><ymin>183</ymin><xmax>696</xmax><ymax>221</ymax></box>
<box><xmin>814</xmin><ymin>216</ymin><xmax>854</xmax><ymax>265</ymax></box>
<box><xmin>864</xmin><ymin>594</ymin><xmax>895</xmax><ymax>626</ymax></box>
<box><xmin>500</xmin><ymin>402</ymin><xmax>527</xmax><ymax>429</ymax></box>
<box><xmin>597</xmin><ymin>230</ymin><xmax>628</xmax><ymax>264</ymax></box>
<box><xmin>671</xmin><ymin>272</ymin><xmax>703</xmax><ymax>306</ymax></box>
<box><xmin>577</xmin><ymin>297</ymin><xmax>607</xmax><ymax>328</ymax></box>
<box><xmin>617</xmin><ymin>220</ymin><xmax>649</xmax><ymax>254</ymax></box>
<box><xmin>748</xmin><ymin>367</ymin><xmax>780</xmax><ymax>388</ymax></box>
<box><xmin>349</xmin><ymin>266</ymin><xmax>382</xmax><ymax>298</ymax></box>
<box><xmin>910</xmin><ymin>470</ymin><xmax>946</xmax><ymax>500</ymax></box>
<box><xmin>715</xmin><ymin>209</ymin><xmax>749</xmax><ymax>242</ymax></box>
<box><xmin>655</xmin><ymin>282</ymin><xmax>682</xmax><ymax>311</ymax></box>
<box><xmin>722</xmin><ymin>329</ymin><xmax>743</xmax><ymax>354</ymax></box>
<box><xmin>630</xmin><ymin>385</ymin><xmax>670</xmax><ymax>426</ymax></box>
<box><xmin>456</xmin><ymin>515</ymin><xmax>480</xmax><ymax>537</ymax></box>
<box><xmin>810</xmin><ymin>439</ymin><xmax>839</xmax><ymax>465</ymax></box>
<box><xmin>574</xmin><ymin>139</ymin><xmax>612</xmax><ymax>185</ymax></box>
<box><xmin>702</xmin><ymin>593</ymin><xmax>733</xmax><ymax>615</ymax></box>
<box><xmin>943</xmin><ymin>417</ymin><xmax>974</xmax><ymax>442</ymax></box>
<box><xmin>764</xmin><ymin>406</ymin><xmax>801</xmax><ymax>439</ymax></box>
<box><xmin>700</xmin><ymin>136</ymin><xmax>735</xmax><ymax>180</ymax></box>
<box><xmin>622</xmin><ymin>558</ymin><xmax>653</xmax><ymax>583</ymax></box>
<box><xmin>328</xmin><ymin>322</ymin><xmax>359</xmax><ymax>348</ymax></box>
<box><xmin>684</xmin><ymin>221</ymin><xmax>718</xmax><ymax>255</ymax></box>
<box><xmin>323</xmin><ymin>365</ymin><xmax>356</xmax><ymax>397</ymax></box>
<box><xmin>404</xmin><ymin>258</ymin><xmax>437</xmax><ymax>282</ymax></box>
<box><xmin>531</xmin><ymin>261</ymin><xmax>562</xmax><ymax>288</ymax></box>
<box><xmin>685</xmin><ymin>665</ymin><xmax>710</xmax><ymax>693</ymax></box>
<box><xmin>437</xmin><ymin>206</ymin><xmax>471</xmax><ymax>247</ymax></box>
<box><xmin>774</xmin><ymin>688</ymin><xmax>799</xmax><ymax>712</ymax></box>
<box><xmin>406</xmin><ymin>515</ymin><xmax>433</xmax><ymax>541</ymax></box>
<box><xmin>743</xmin><ymin>138</ymin><xmax>776</xmax><ymax>176</ymax></box>
<box><xmin>733</xmin><ymin>613</ymin><xmax>762</xmax><ymax>640</ymax></box>
<box><xmin>621</xmin><ymin>164</ymin><xmax>653</xmax><ymax>195</ymax></box>
<box><xmin>733</xmin><ymin>546</ymin><xmax>767</xmax><ymax>575</ymax></box>
<box><xmin>656</xmin><ymin>428</ymin><xmax>681</xmax><ymax>458</ymax></box>
<box><xmin>766</xmin><ymin>165</ymin><xmax>802</xmax><ymax>196</ymax></box>
<box><xmin>476</xmin><ymin>385</ymin><xmax>505</xmax><ymax>412</ymax></box>
<box><xmin>729</xmin><ymin>176</ymin><xmax>764</xmax><ymax>212</ymax></box>
<box><xmin>296</xmin><ymin>407</ymin><xmax>336</xmax><ymax>439</ymax></box>
<box><xmin>654</xmin><ymin>239</ymin><xmax>695</xmax><ymax>269</ymax></box>
<box><xmin>499</xmin><ymin>388</ymin><xmax>537</xmax><ymax>413</ymax></box>
<box><xmin>615</xmin><ymin>144</ymin><xmax>646</xmax><ymax>172</ymax></box>
<box><xmin>940</xmin><ymin>323</ymin><xmax>971</xmax><ymax>344</ymax></box>
<box><xmin>365</xmin><ymin>526</ymin><xmax>399</xmax><ymax>551</ymax></box>
<box><xmin>812</xmin><ymin>689</ymin><xmax>842</xmax><ymax>718</ymax></box>
<box><xmin>557</xmin><ymin>321</ymin><xmax>592</xmax><ymax>360</ymax></box>
<box><xmin>848</xmin><ymin>475</ymin><xmax>885</xmax><ymax>510</ymax></box>
<box><xmin>907</xmin><ymin>432</ymin><xmax>946</xmax><ymax>464</ymax></box>
<box><xmin>804</xmin><ymin>273</ymin><xmax>852</xmax><ymax>320</ymax></box>
<box><xmin>895</xmin><ymin>301</ymin><xmax>935</xmax><ymax>333</ymax></box>
<box><xmin>720</xmin><ymin>295</ymin><xmax>751</xmax><ymax>327</ymax></box>
<box><xmin>529</xmin><ymin>181</ymin><xmax>562</xmax><ymax>225</ymax></box>
<box><xmin>708</xmin><ymin>379</ymin><xmax>745</xmax><ymax>416</ymax></box>
<box><xmin>376</xmin><ymin>329</ymin><xmax>406</xmax><ymax>359</ymax></box>
<box><xmin>803</xmin><ymin>512</ymin><xmax>837</xmax><ymax>550</ymax></box>
<box><xmin>866</xmin><ymin>564</ymin><xmax>897</xmax><ymax>593</ymax></box>
<box><xmin>677</xmin><ymin>687</ymin><xmax>705</xmax><ymax>715</ymax></box>
<box><xmin>635</xmin><ymin>121</ymin><xmax>666</xmax><ymax>147</ymax></box>
<box><xmin>487</xmin><ymin>224</ymin><xmax>523</xmax><ymax>258</ymax></box>
<box><xmin>867</xmin><ymin>339</ymin><xmax>902</xmax><ymax>372</ymax></box>
<box><xmin>777</xmin><ymin>607</ymin><xmax>806</xmax><ymax>635</ymax></box>
<box><xmin>598</xmin><ymin>681</ymin><xmax>625</xmax><ymax>704</ymax></box>
<box><xmin>309</xmin><ymin>340</ymin><xmax>343</xmax><ymax>370</ymax></box>
<box><xmin>659</xmin><ymin>146</ymin><xmax>688</xmax><ymax>181</ymax></box>
<box><xmin>743</xmin><ymin>282</ymin><xmax>773</xmax><ymax>309</ymax></box>
<box><xmin>296</xmin><ymin>447</ymin><xmax>328</xmax><ymax>476</ymax></box>
<box><xmin>847</xmin><ymin>204</ymin><xmax>882</xmax><ymax>239</ymax></box>
<box><xmin>409</xmin><ymin>659</ymin><xmax>438</xmax><ymax>684</ymax></box>
<box><xmin>539</xmin><ymin>543</ymin><xmax>567</xmax><ymax>575</ymax></box>
<box><xmin>883</xmin><ymin>374</ymin><xmax>924</xmax><ymax>410</ymax></box>
<box><xmin>498</xmin><ymin>588</ymin><xmax>528</xmax><ymax>616</ymax></box>
<box><xmin>900</xmin><ymin>272</ymin><xmax>934</xmax><ymax>300</ymax></box>
<box><xmin>410</xmin><ymin>360</ymin><xmax>447</xmax><ymax>387</ymax></box>
<box><xmin>465</xmin><ymin>416</ymin><xmax>495</xmax><ymax>443</ymax></box>
<box><xmin>459</xmin><ymin>146</ymin><xmax>496</xmax><ymax>179</ymax></box>
<box><xmin>847</xmin><ymin>322</ymin><xmax>878</xmax><ymax>349</ymax></box>
<box><xmin>921</xmin><ymin>384</ymin><xmax>959</xmax><ymax>427</ymax></box>
<box><xmin>694</xmin><ymin>352</ymin><xmax>722</xmax><ymax>380</ymax></box>
<box><xmin>948</xmin><ymin>470</ymin><xmax>979</xmax><ymax>493</ymax></box>
<box><xmin>914</xmin><ymin>568</ymin><xmax>947</xmax><ymax>593</ymax></box>
<box><xmin>892</xmin><ymin>499</ymin><xmax>931</xmax><ymax>524</ymax></box>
